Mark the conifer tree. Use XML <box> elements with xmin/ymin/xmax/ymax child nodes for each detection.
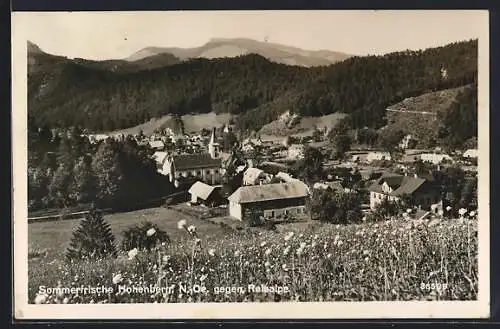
<box><xmin>66</xmin><ymin>207</ymin><xmax>117</xmax><ymax>261</ymax></box>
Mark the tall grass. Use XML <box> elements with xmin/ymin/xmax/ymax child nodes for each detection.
<box><xmin>29</xmin><ymin>217</ymin><xmax>478</xmax><ymax>303</ymax></box>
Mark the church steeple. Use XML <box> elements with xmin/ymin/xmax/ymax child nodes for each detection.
<box><xmin>208</xmin><ymin>127</ymin><xmax>220</xmax><ymax>158</ymax></box>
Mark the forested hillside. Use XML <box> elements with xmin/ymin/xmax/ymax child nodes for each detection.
<box><xmin>28</xmin><ymin>39</ymin><xmax>477</xmax><ymax>134</ymax></box>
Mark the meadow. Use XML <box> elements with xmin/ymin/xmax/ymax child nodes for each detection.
<box><xmin>28</xmin><ymin>205</ymin><xmax>478</xmax><ymax>304</ymax></box>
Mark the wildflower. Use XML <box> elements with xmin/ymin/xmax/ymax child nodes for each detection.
<box><xmin>469</xmin><ymin>211</ymin><xmax>476</xmax><ymax>217</ymax></box>
<box><xmin>446</xmin><ymin>206</ymin><xmax>452</xmax><ymax>212</ymax></box>
<box><xmin>265</xmin><ymin>248</ymin><xmax>272</xmax><ymax>256</ymax></box>
<box><xmin>282</xmin><ymin>264</ymin><xmax>288</xmax><ymax>271</ymax></box>
<box><xmin>161</xmin><ymin>242</ymin><xmax>166</xmax><ymax>246</ymax></box>
<box><xmin>260</xmin><ymin>241</ymin><xmax>267</xmax><ymax>247</ymax></box>
<box><xmin>459</xmin><ymin>208</ymin><xmax>468</xmax><ymax>216</ymax></box>
<box><xmin>283</xmin><ymin>246</ymin><xmax>291</xmax><ymax>256</ymax></box>
<box><xmin>187</xmin><ymin>225</ymin><xmax>196</xmax><ymax>234</ymax></box>
<box><xmin>200</xmin><ymin>274</ymin><xmax>208</xmax><ymax>282</ymax></box>
<box><xmin>264</xmin><ymin>261</ymin><xmax>271</xmax><ymax>268</ymax></box>
<box><xmin>177</xmin><ymin>219</ymin><xmax>187</xmax><ymax>230</ymax></box>
<box><xmin>406</xmin><ymin>208</ymin><xmax>412</xmax><ymax>214</ymax></box>
<box><xmin>327</xmin><ymin>253</ymin><xmax>332</xmax><ymax>259</ymax></box>
<box><xmin>34</xmin><ymin>293</ymin><xmax>48</xmax><ymax>304</ymax></box>
<box><xmin>336</xmin><ymin>240</ymin><xmax>343</xmax><ymax>246</ymax></box>
<box><xmin>146</xmin><ymin>228</ymin><xmax>156</xmax><ymax>237</ymax></box>
<box><xmin>128</xmin><ymin>248</ymin><xmax>138</xmax><ymax>260</ymax></box>
<box><xmin>162</xmin><ymin>255</ymin><xmax>170</xmax><ymax>263</ymax></box>
<box><xmin>62</xmin><ymin>297</ymin><xmax>69</xmax><ymax>304</ymax></box>
<box><xmin>296</xmin><ymin>247</ymin><xmax>304</xmax><ymax>256</ymax></box>
<box><xmin>299</xmin><ymin>233</ymin><xmax>304</xmax><ymax>238</ymax></box>
<box><xmin>284</xmin><ymin>232</ymin><xmax>294</xmax><ymax>241</ymax></box>
<box><xmin>208</xmin><ymin>249</ymin><xmax>216</xmax><ymax>257</ymax></box>
<box><xmin>234</xmin><ymin>250</ymin><xmax>241</xmax><ymax>257</ymax></box>
<box><xmin>112</xmin><ymin>273</ymin><xmax>123</xmax><ymax>284</ymax></box>
<box><xmin>244</xmin><ymin>260</ymin><xmax>250</xmax><ymax>266</ymax></box>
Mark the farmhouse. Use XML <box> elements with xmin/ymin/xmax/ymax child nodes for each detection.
<box><xmin>243</xmin><ymin>167</ymin><xmax>270</xmax><ymax>186</ymax></box>
<box><xmin>188</xmin><ymin>181</ymin><xmax>223</xmax><ymax>206</ymax></box>
<box><xmin>149</xmin><ymin>140</ymin><xmax>165</xmax><ymax>150</ymax></box>
<box><xmin>366</xmin><ymin>151</ymin><xmax>392</xmax><ymax>163</ymax></box>
<box><xmin>228</xmin><ymin>182</ymin><xmax>310</xmax><ymax>221</ymax></box>
<box><xmin>368</xmin><ymin>173</ymin><xmax>441</xmax><ymax>211</ymax></box>
<box><xmin>420</xmin><ymin>153</ymin><xmax>453</xmax><ymax>165</ymax></box>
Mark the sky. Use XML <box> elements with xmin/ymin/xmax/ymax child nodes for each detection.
<box><xmin>14</xmin><ymin>10</ymin><xmax>488</xmax><ymax>60</ymax></box>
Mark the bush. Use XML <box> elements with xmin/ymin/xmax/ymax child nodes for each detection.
<box><xmin>121</xmin><ymin>221</ymin><xmax>170</xmax><ymax>251</ymax></box>
<box><xmin>66</xmin><ymin>209</ymin><xmax>117</xmax><ymax>261</ymax></box>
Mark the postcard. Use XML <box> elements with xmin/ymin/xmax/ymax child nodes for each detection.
<box><xmin>12</xmin><ymin>10</ymin><xmax>490</xmax><ymax>319</ymax></box>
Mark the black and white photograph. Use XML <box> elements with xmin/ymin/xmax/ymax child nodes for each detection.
<box><xmin>13</xmin><ymin>10</ymin><xmax>489</xmax><ymax>319</ymax></box>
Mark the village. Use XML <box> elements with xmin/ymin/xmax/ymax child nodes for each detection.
<box><xmin>83</xmin><ymin>120</ymin><xmax>478</xmax><ymax>227</ymax></box>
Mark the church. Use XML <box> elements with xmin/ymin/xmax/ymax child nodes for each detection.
<box><xmin>158</xmin><ymin>128</ymin><xmax>224</xmax><ymax>186</ymax></box>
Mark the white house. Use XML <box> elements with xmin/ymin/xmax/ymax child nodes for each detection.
<box><xmin>228</xmin><ymin>182</ymin><xmax>310</xmax><ymax>221</ymax></box>
<box><xmin>463</xmin><ymin>149</ymin><xmax>478</xmax><ymax>159</ymax></box>
<box><xmin>149</xmin><ymin>140</ymin><xmax>165</xmax><ymax>150</ymax></box>
<box><xmin>366</xmin><ymin>151</ymin><xmax>392</xmax><ymax>163</ymax></box>
<box><xmin>420</xmin><ymin>153</ymin><xmax>453</xmax><ymax>165</ymax></box>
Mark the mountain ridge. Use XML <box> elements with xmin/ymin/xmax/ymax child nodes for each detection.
<box><xmin>126</xmin><ymin>37</ymin><xmax>353</xmax><ymax>67</ymax></box>
<box><xmin>27</xmin><ymin>39</ymin><xmax>478</xmax><ymax>138</ymax></box>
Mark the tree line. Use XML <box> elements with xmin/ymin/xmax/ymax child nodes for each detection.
<box><xmin>29</xmin><ymin>40</ymin><xmax>477</xmax><ymax>135</ymax></box>
<box><xmin>28</xmin><ymin>125</ymin><xmax>174</xmax><ymax>213</ymax></box>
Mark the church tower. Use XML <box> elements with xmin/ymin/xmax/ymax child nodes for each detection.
<box><xmin>208</xmin><ymin>127</ymin><xmax>220</xmax><ymax>159</ymax></box>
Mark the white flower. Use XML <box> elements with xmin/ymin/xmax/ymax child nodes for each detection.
<box><xmin>208</xmin><ymin>249</ymin><xmax>216</xmax><ymax>257</ymax></box>
<box><xmin>146</xmin><ymin>228</ymin><xmax>156</xmax><ymax>237</ymax></box>
<box><xmin>296</xmin><ymin>247</ymin><xmax>304</xmax><ymax>256</ymax></box>
<box><xmin>187</xmin><ymin>225</ymin><xmax>196</xmax><ymax>234</ymax></box>
<box><xmin>34</xmin><ymin>293</ymin><xmax>48</xmax><ymax>304</ymax></box>
<box><xmin>446</xmin><ymin>206</ymin><xmax>452</xmax><ymax>211</ymax></box>
<box><xmin>112</xmin><ymin>273</ymin><xmax>123</xmax><ymax>284</ymax></box>
<box><xmin>406</xmin><ymin>208</ymin><xmax>412</xmax><ymax>214</ymax></box>
<box><xmin>260</xmin><ymin>241</ymin><xmax>267</xmax><ymax>247</ymax></box>
<box><xmin>298</xmin><ymin>233</ymin><xmax>304</xmax><ymax>238</ymax></box>
<box><xmin>128</xmin><ymin>248</ymin><xmax>138</xmax><ymax>260</ymax></box>
<box><xmin>282</xmin><ymin>264</ymin><xmax>288</xmax><ymax>270</ymax></box>
<box><xmin>62</xmin><ymin>297</ymin><xmax>70</xmax><ymax>304</ymax></box>
<box><xmin>300</xmin><ymin>242</ymin><xmax>307</xmax><ymax>249</ymax></box>
<box><xmin>162</xmin><ymin>255</ymin><xmax>171</xmax><ymax>263</ymax></box>
<box><xmin>264</xmin><ymin>261</ymin><xmax>271</xmax><ymax>267</ymax></box>
<box><xmin>327</xmin><ymin>253</ymin><xmax>332</xmax><ymax>259</ymax></box>
<box><xmin>283</xmin><ymin>246</ymin><xmax>291</xmax><ymax>256</ymax></box>
<box><xmin>459</xmin><ymin>208</ymin><xmax>468</xmax><ymax>216</ymax></box>
<box><xmin>234</xmin><ymin>250</ymin><xmax>241</xmax><ymax>257</ymax></box>
<box><xmin>200</xmin><ymin>274</ymin><xmax>208</xmax><ymax>282</ymax></box>
<box><xmin>177</xmin><ymin>219</ymin><xmax>187</xmax><ymax>230</ymax></box>
<box><xmin>469</xmin><ymin>211</ymin><xmax>476</xmax><ymax>217</ymax></box>
<box><xmin>284</xmin><ymin>232</ymin><xmax>294</xmax><ymax>242</ymax></box>
<box><xmin>336</xmin><ymin>240</ymin><xmax>343</xmax><ymax>246</ymax></box>
<box><xmin>265</xmin><ymin>248</ymin><xmax>272</xmax><ymax>256</ymax></box>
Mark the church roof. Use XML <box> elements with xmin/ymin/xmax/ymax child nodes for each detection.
<box><xmin>172</xmin><ymin>153</ymin><xmax>222</xmax><ymax>170</ymax></box>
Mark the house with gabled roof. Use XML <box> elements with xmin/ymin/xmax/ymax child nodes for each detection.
<box><xmin>160</xmin><ymin>128</ymin><xmax>224</xmax><ymax>185</ymax></box>
<box><xmin>228</xmin><ymin>181</ymin><xmax>310</xmax><ymax>221</ymax></box>
<box><xmin>188</xmin><ymin>181</ymin><xmax>223</xmax><ymax>206</ymax></box>
<box><xmin>367</xmin><ymin>173</ymin><xmax>441</xmax><ymax>211</ymax></box>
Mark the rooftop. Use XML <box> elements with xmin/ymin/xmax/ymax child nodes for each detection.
<box><xmin>228</xmin><ymin>182</ymin><xmax>309</xmax><ymax>204</ymax></box>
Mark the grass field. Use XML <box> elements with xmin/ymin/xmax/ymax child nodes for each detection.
<box><xmin>259</xmin><ymin>112</ymin><xmax>346</xmax><ymax>137</ymax></box>
<box><xmin>109</xmin><ymin>112</ymin><xmax>233</xmax><ymax>136</ymax></box>
<box><xmin>28</xmin><ymin>205</ymin><xmax>478</xmax><ymax>303</ymax></box>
